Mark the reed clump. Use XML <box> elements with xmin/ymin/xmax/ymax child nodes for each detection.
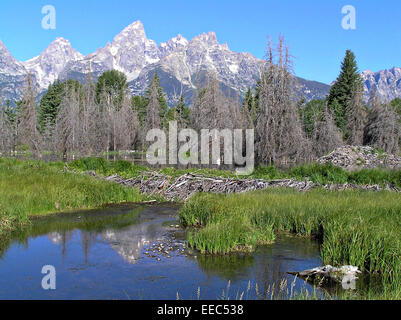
<box><xmin>179</xmin><ymin>189</ymin><xmax>401</xmax><ymax>292</ymax></box>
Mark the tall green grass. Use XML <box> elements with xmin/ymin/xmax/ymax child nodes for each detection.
<box><xmin>0</xmin><ymin>157</ymin><xmax>153</xmax><ymax>241</ymax></box>
<box><xmin>179</xmin><ymin>189</ymin><xmax>401</xmax><ymax>293</ymax></box>
<box><xmin>67</xmin><ymin>157</ymin><xmax>149</xmax><ymax>178</ymax></box>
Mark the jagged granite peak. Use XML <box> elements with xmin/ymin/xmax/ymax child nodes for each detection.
<box><xmin>0</xmin><ymin>39</ymin><xmax>32</xmax><ymax>103</ymax></box>
<box><xmin>2</xmin><ymin>21</ymin><xmax>342</xmax><ymax>104</ymax></box>
<box><xmin>23</xmin><ymin>37</ymin><xmax>83</xmax><ymax>89</ymax></box>
<box><xmin>0</xmin><ymin>39</ymin><xmax>27</xmax><ymax>76</ymax></box>
<box><xmin>159</xmin><ymin>34</ymin><xmax>189</xmax><ymax>57</ymax></box>
<box><xmin>108</xmin><ymin>20</ymin><xmax>160</xmax><ymax>80</ymax></box>
<box><xmin>59</xmin><ymin>20</ymin><xmax>161</xmax><ymax>83</ymax></box>
<box><xmin>191</xmin><ymin>31</ymin><xmax>219</xmax><ymax>46</ymax></box>
<box><xmin>362</xmin><ymin>67</ymin><xmax>401</xmax><ymax>103</ymax></box>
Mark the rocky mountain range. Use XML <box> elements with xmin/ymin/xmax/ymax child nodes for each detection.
<box><xmin>361</xmin><ymin>67</ymin><xmax>401</xmax><ymax>102</ymax></box>
<box><xmin>0</xmin><ymin>20</ymin><xmax>399</xmax><ymax>105</ymax></box>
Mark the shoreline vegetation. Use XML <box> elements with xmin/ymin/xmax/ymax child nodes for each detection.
<box><xmin>179</xmin><ymin>190</ymin><xmax>401</xmax><ymax>299</ymax></box>
<box><xmin>0</xmin><ymin>157</ymin><xmax>159</xmax><ymax>242</ymax></box>
<box><xmin>1</xmin><ymin>156</ymin><xmax>401</xmax><ymax>299</ymax></box>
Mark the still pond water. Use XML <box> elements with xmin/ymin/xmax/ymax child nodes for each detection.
<box><xmin>0</xmin><ymin>204</ymin><xmax>363</xmax><ymax>300</ymax></box>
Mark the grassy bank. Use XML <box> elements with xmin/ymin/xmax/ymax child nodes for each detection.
<box><xmin>179</xmin><ymin>189</ymin><xmax>401</xmax><ymax>296</ymax></box>
<box><xmin>66</xmin><ymin>157</ymin><xmax>401</xmax><ymax>188</ymax></box>
<box><xmin>0</xmin><ymin>157</ymin><xmax>155</xmax><ymax>241</ymax></box>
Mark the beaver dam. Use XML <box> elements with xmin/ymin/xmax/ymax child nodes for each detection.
<box><xmin>95</xmin><ymin>171</ymin><xmax>400</xmax><ymax>201</ymax></box>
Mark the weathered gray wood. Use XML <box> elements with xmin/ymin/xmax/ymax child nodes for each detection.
<box><xmin>87</xmin><ymin>170</ymin><xmax>400</xmax><ymax>201</ymax></box>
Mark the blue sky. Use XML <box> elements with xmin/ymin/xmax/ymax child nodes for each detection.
<box><xmin>0</xmin><ymin>0</ymin><xmax>400</xmax><ymax>84</ymax></box>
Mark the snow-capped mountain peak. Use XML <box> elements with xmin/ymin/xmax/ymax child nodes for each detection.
<box><xmin>159</xmin><ymin>34</ymin><xmax>189</xmax><ymax>57</ymax></box>
<box><xmin>23</xmin><ymin>37</ymin><xmax>83</xmax><ymax>89</ymax></box>
<box><xmin>362</xmin><ymin>67</ymin><xmax>401</xmax><ymax>102</ymax></box>
<box><xmin>191</xmin><ymin>31</ymin><xmax>219</xmax><ymax>47</ymax></box>
<box><xmin>2</xmin><ymin>20</ymin><xmax>398</xmax><ymax>105</ymax></box>
<box><xmin>91</xmin><ymin>20</ymin><xmax>161</xmax><ymax>81</ymax></box>
<box><xmin>0</xmin><ymin>40</ymin><xmax>27</xmax><ymax>76</ymax></box>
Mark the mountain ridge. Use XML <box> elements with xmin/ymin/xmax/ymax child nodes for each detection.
<box><xmin>0</xmin><ymin>20</ymin><xmax>399</xmax><ymax>105</ymax></box>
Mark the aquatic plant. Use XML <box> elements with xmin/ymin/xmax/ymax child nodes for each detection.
<box><xmin>180</xmin><ymin>189</ymin><xmax>401</xmax><ymax>295</ymax></box>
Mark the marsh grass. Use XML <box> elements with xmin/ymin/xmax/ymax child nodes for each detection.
<box><xmin>179</xmin><ymin>189</ymin><xmax>401</xmax><ymax>295</ymax></box>
<box><xmin>0</xmin><ymin>157</ymin><xmax>153</xmax><ymax>241</ymax></box>
<box><xmin>175</xmin><ymin>278</ymin><xmax>321</xmax><ymax>300</ymax></box>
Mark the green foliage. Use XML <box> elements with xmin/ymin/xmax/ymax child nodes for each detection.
<box><xmin>131</xmin><ymin>95</ymin><xmax>148</xmax><ymax>126</ymax></box>
<box><xmin>66</xmin><ymin>156</ymin><xmax>401</xmax><ymax>189</ymax></box>
<box><xmin>38</xmin><ymin>79</ymin><xmax>83</xmax><ymax>131</ymax></box>
<box><xmin>0</xmin><ymin>157</ymin><xmax>152</xmax><ymax>241</ymax></box>
<box><xmin>330</xmin><ymin>98</ymin><xmax>346</xmax><ymax>132</ymax></box>
<box><xmin>180</xmin><ymin>189</ymin><xmax>401</xmax><ymax>293</ymax></box>
<box><xmin>165</xmin><ymin>95</ymin><xmax>190</xmax><ymax>126</ymax></box>
<box><xmin>145</xmin><ymin>74</ymin><xmax>168</xmax><ymax>127</ymax></box>
<box><xmin>298</xmin><ymin>99</ymin><xmax>326</xmax><ymax>136</ymax></box>
<box><xmin>250</xmin><ymin>164</ymin><xmax>283</xmax><ymax>180</ymax></box>
<box><xmin>181</xmin><ymin>193</ymin><xmax>275</xmax><ymax>254</ymax></box>
<box><xmin>67</xmin><ymin>157</ymin><xmax>148</xmax><ymax>178</ymax></box>
<box><xmin>391</xmin><ymin>97</ymin><xmax>401</xmax><ymax>120</ymax></box>
<box><xmin>327</xmin><ymin>50</ymin><xmax>363</xmax><ymax>132</ymax></box>
<box><xmin>289</xmin><ymin>163</ymin><xmax>348</xmax><ymax>184</ymax></box>
<box><xmin>95</xmin><ymin>70</ymin><xmax>128</xmax><ymax>108</ymax></box>
<box><xmin>242</xmin><ymin>88</ymin><xmax>257</xmax><ymax>124</ymax></box>
<box><xmin>3</xmin><ymin>100</ymin><xmax>16</xmax><ymax>124</ymax></box>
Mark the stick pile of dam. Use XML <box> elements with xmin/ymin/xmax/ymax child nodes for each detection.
<box><xmin>99</xmin><ymin>172</ymin><xmax>400</xmax><ymax>201</ymax></box>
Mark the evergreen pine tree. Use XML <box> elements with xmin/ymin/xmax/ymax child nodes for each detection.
<box><xmin>145</xmin><ymin>74</ymin><xmax>168</xmax><ymax>128</ymax></box>
<box><xmin>173</xmin><ymin>95</ymin><xmax>190</xmax><ymax>128</ymax></box>
<box><xmin>95</xmin><ymin>70</ymin><xmax>128</xmax><ymax>109</ymax></box>
<box><xmin>328</xmin><ymin>50</ymin><xmax>363</xmax><ymax>132</ymax></box>
<box><xmin>242</xmin><ymin>88</ymin><xmax>256</xmax><ymax>124</ymax></box>
<box><xmin>38</xmin><ymin>79</ymin><xmax>82</xmax><ymax>132</ymax></box>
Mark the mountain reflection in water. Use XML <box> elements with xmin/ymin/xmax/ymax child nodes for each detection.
<box><xmin>0</xmin><ymin>204</ymin><xmax>333</xmax><ymax>300</ymax></box>
<box><xmin>45</xmin><ymin>205</ymin><xmax>175</xmax><ymax>264</ymax></box>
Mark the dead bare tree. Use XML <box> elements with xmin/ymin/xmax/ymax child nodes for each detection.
<box><xmin>55</xmin><ymin>85</ymin><xmax>81</xmax><ymax>158</ymax></box>
<box><xmin>115</xmin><ymin>92</ymin><xmax>139</xmax><ymax>150</ymax></box>
<box><xmin>42</xmin><ymin>118</ymin><xmax>56</xmax><ymax>154</ymax></box>
<box><xmin>0</xmin><ymin>103</ymin><xmax>13</xmax><ymax>154</ymax></box>
<box><xmin>364</xmin><ymin>90</ymin><xmax>400</xmax><ymax>154</ymax></box>
<box><xmin>312</xmin><ymin>105</ymin><xmax>344</xmax><ymax>157</ymax></box>
<box><xmin>80</xmin><ymin>63</ymin><xmax>97</xmax><ymax>155</ymax></box>
<box><xmin>346</xmin><ymin>82</ymin><xmax>367</xmax><ymax>145</ymax></box>
<box><xmin>255</xmin><ymin>37</ymin><xmax>310</xmax><ymax>164</ymax></box>
<box><xmin>191</xmin><ymin>73</ymin><xmax>239</xmax><ymax>131</ymax></box>
<box><xmin>17</xmin><ymin>74</ymin><xmax>41</xmax><ymax>153</ymax></box>
<box><xmin>189</xmin><ymin>73</ymin><xmax>243</xmax><ymax>167</ymax></box>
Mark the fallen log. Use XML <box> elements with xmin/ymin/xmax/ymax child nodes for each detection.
<box><xmin>288</xmin><ymin>265</ymin><xmax>361</xmax><ymax>290</ymax></box>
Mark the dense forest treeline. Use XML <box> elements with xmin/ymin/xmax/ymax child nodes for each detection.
<box><xmin>1</xmin><ymin>38</ymin><xmax>401</xmax><ymax>165</ymax></box>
